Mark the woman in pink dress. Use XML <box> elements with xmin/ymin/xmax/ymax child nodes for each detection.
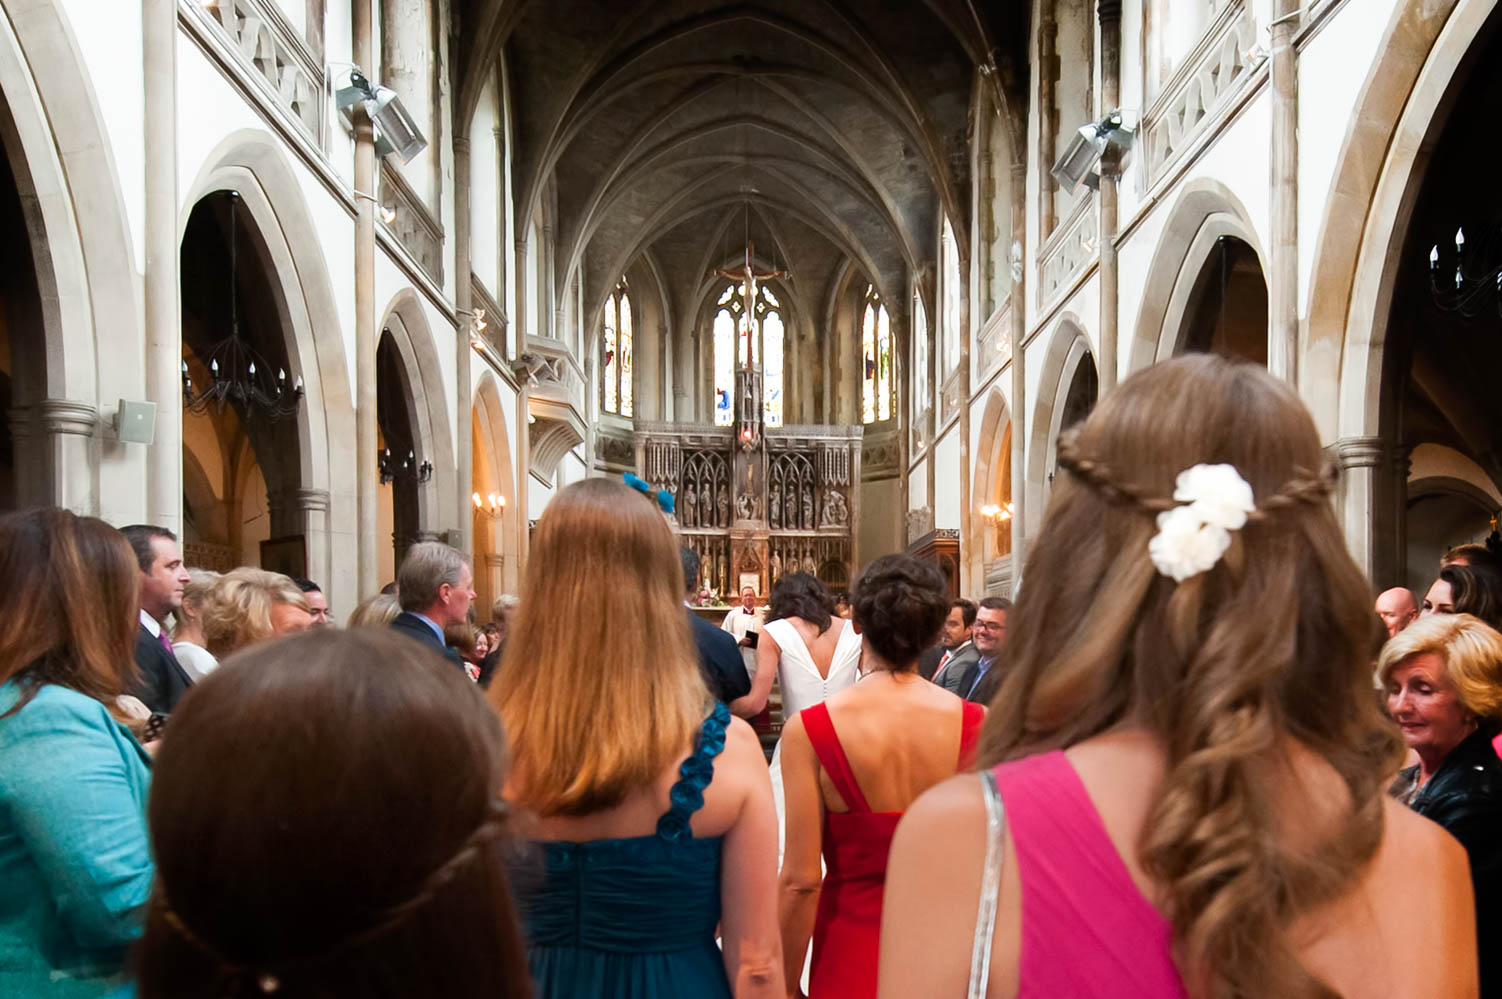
<box><xmin>779</xmin><ymin>555</ymin><xmax>982</xmax><ymax>998</ymax></box>
<box><xmin>880</xmin><ymin>356</ymin><xmax>1478</xmax><ymax>999</ymax></box>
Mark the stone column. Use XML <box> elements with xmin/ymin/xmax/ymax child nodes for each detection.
<box><xmin>380</xmin><ymin>0</ymin><xmax>434</xmax><ymax>204</ymax></box>
<box><xmin>1334</xmin><ymin>436</ymin><xmax>1385</xmax><ymax>584</ymax></box>
<box><xmin>455</xmin><ymin>133</ymin><xmax>475</xmax><ymax>554</ymax></box>
<box><xmin>143</xmin><ymin>0</ymin><xmax>181</xmax><ymax>532</ymax></box>
<box><xmin>1269</xmin><ymin>0</ymin><xmax>1301</xmax><ymax>384</ymax></box>
<box><xmin>37</xmin><ymin>400</ymin><xmax>99</xmax><ymax>514</ymax></box>
<box><xmin>1097</xmin><ymin>0</ymin><xmax>1122</xmax><ymax>394</ymax></box>
<box><xmin>1036</xmin><ymin>0</ymin><xmax>1058</xmax><ymax>239</ymax></box>
<box><xmin>354</xmin><ymin>0</ymin><xmax>379</xmax><ymax>597</ymax></box>
<box><xmin>1008</xmin><ymin>163</ymin><xmax>1028</xmax><ymax>593</ymax></box>
<box><xmin>1392</xmin><ymin>444</ymin><xmax>1413</xmax><ymax>585</ymax></box>
<box><xmin>296</xmin><ymin>488</ymin><xmax>333</xmax><ymax>598</ymax></box>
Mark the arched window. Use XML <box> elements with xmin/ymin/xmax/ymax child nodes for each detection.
<box><xmin>861</xmin><ymin>285</ymin><xmax>892</xmax><ymax>424</ymax></box>
<box><xmin>599</xmin><ymin>279</ymin><xmax>632</xmax><ymax>416</ymax></box>
<box><xmin>942</xmin><ymin>218</ymin><xmax>962</xmax><ymax>374</ymax></box>
<box><xmin>711</xmin><ymin>280</ymin><xmax>784</xmax><ymax>428</ymax></box>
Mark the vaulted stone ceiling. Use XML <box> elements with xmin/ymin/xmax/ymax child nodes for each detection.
<box><xmin>452</xmin><ymin>0</ymin><xmax>1026</xmax><ymax>341</ymax></box>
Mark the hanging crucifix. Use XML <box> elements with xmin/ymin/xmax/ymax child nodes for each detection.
<box><xmin>713</xmin><ymin>242</ymin><xmax>786</xmax><ymax>371</ymax></box>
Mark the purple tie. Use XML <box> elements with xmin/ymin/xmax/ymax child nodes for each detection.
<box><xmin>158</xmin><ymin>631</ymin><xmax>174</xmax><ymax>656</ymax></box>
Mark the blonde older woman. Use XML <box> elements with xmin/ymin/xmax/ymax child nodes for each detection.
<box><xmin>1382</xmin><ymin>612</ymin><xmax>1502</xmax><ymax>996</ymax></box>
<box><xmin>199</xmin><ymin>568</ymin><xmax>314</xmax><ymax>658</ymax></box>
<box><xmin>170</xmin><ymin>569</ymin><xmax>221</xmax><ymax>681</ymax></box>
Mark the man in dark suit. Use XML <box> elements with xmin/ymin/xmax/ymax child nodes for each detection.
<box><xmin>390</xmin><ymin>541</ymin><xmax>475</xmax><ymax>670</ymax></box>
<box><xmin>924</xmin><ymin>598</ymin><xmax>978</xmax><ymax>686</ymax></box>
<box><xmin>681</xmin><ymin>548</ymin><xmax>752</xmax><ymax>708</ymax></box>
<box><xmin>960</xmin><ymin>596</ymin><xmax>1012</xmax><ymax>704</ymax></box>
<box><xmin>120</xmin><ymin>525</ymin><xmax>195</xmax><ymax>714</ymax></box>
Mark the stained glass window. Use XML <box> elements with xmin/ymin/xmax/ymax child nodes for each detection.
<box><xmin>862</xmin><ymin>285</ymin><xmax>892</xmax><ymax>425</ymax></box>
<box><xmin>599</xmin><ymin>279</ymin><xmax>632</xmax><ymax>416</ymax></box>
<box><xmin>711</xmin><ymin>280</ymin><xmax>783</xmax><ymax>428</ymax></box>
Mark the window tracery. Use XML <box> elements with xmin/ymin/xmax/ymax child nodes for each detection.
<box><xmin>599</xmin><ymin>279</ymin><xmax>632</xmax><ymax>416</ymax></box>
<box><xmin>861</xmin><ymin>285</ymin><xmax>892</xmax><ymax>424</ymax></box>
<box><xmin>711</xmin><ymin>280</ymin><xmax>784</xmax><ymax>428</ymax></box>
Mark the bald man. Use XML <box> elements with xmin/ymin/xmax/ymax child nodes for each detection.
<box><xmin>1375</xmin><ymin>587</ymin><xmax>1419</xmax><ymax>639</ymax></box>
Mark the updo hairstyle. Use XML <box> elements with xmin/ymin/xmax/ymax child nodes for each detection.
<box><xmin>849</xmin><ymin>554</ymin><xmax>949</xmax><ymax>669</ymax></box>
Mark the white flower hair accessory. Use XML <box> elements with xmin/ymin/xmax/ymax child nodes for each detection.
<box><xmin>1147</xmin><ymin>463</ymin><xmax>1257</xmax><ymax>582</ymax></box>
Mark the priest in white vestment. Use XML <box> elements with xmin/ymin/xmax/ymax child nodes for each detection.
<box><xmin>719</xmin><ymin>586</ymin><xmax>763</xmax><ymax>680</ymax></box>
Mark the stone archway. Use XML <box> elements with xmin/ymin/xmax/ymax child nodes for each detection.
<box><xmin>1304</xmin><ymin>0</ymin><xmax>1502</xmax><ymax>580</ymax></box>
<box><xmin>472</xmin><ymin>373</ymin><xmax>519</xmax><ymax>610</ymax></box>
<box><xmin>183</xmin><ymin>132</ymin><xmax>354</xmax><ymax>601</ymax></box>
<box><xmin>1130</xmin><ymin>179</ymin><xmax>1265</xmax><ymax>374</ymax></box>
<box><xmin>377</xmin><ymin>291</ymin><xmax>458</xmax><ymax>581</ymax></box>
<box><xmin>1027</xmin><ymin>315</ymin><xmax>1096</xmax><ymax>519</ymax></box>
<box><xmin>0</xmin><ymin>0</ymin><xmax>141</xmax><ymax>517</ymax></box>
<box><xmin>971</xmin><ymin>387</ymin><xmax>1013</xmax><ymax>595</ymax></box>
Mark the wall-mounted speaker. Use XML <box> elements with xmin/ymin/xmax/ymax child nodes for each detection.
<box><xmin>115</xmin><ymin>400</ymin><xmax>157</xmax><ymax>445</ymax></box>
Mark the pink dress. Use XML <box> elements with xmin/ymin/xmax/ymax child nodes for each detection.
<box><xmin>992</xmin><ymin>751</ymin><xmax>1189</xmax><ymax>998</ymax></box>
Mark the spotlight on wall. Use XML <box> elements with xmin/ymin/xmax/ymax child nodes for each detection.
<box><xmin>332</xmin><ymin>67</ymin><xmax>428</xmax><ymax>164</ymax></box>
<box><xmin>1050</xmin><ymin>109</ymin><xmax>1137</xmax><ymax>195</ymax></box>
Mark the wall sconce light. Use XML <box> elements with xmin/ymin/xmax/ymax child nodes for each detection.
<box><xmin>980</xmin><ymin>502</ymin><xmax>1014</xmax><ymax>523</ymax></box>
<box><xmin>1051</xmin><ymin>109</ymin><xmax>1137</xmax><ymax>194</ymax></box>
<box><xmin>332</xmin><ymin>67</ymin><xmax>428</xmax><ymax>164</ymax></box>
<box><xmin>472</xmin><ymin>491</ymin><xmax>505</xmax><ymax>518</ymax></box>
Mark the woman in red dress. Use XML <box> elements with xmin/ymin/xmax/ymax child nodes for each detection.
<box><xmin>777</xmin><ymin>554</ymin><xmax>985</xmax><ymax>998</ymax></box>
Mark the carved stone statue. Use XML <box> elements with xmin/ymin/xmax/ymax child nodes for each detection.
<box><xmin>701</xmin><ymin>484</ymin><xmax>713</xmax><ymax>525</ymax></box>
<box><xmin>682</xmin><ymin>487</ymin><xmax>698</xmax><ymax>528</ymax></box>
<box><xmin>736</xmin><ymin>492</ymin><xmax>752</xmax><ymax>522</ymax></box>
<box><xmin>769</xmin><ymin>551</ymin><xmax>782</xmax><ymax>583</ymax></box>
<box><xmin>785</xmin><ymin>492</ymin><xmax>797</xmax><ymax>529</ymax></box>
<box><xmin>717</xmin><ymin>487</ymin><xmax>730</xmax><ymax>526</ymax></box>
<box><xmin>821</xmin><ymin>489</ymin><xmax>849</xmax><ymax>528</ymax></box>
<box><xmin>801</xmin><ymin>488</ymin><xmax>814</xmax><ymax>530</ymax></box>
<box><xmin>802</xmin><ymin>554</ymin><xmax>817</xmax><ymax>574</ymax></box>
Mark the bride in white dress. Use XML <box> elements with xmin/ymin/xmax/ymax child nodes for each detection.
<box><xmin>729</xmin><ymin>572</ymin><xmax>862</xmax><ymax>860</ymax></box>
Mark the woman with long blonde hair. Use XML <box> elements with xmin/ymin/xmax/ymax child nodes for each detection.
<box><xmin>492</xmin><ymin>478</ymin><xmax>782</xmax><ymax>999</ymax></box>
<box><xmin>879</xmin><ymin>355</ymin><xmax>1477</xmax><ymax>999</ymax></box>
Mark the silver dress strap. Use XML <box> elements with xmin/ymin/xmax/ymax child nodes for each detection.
<box><xmin>966</xmin><ymin>769</ymin><xmax>1006</xmax><ymax>999</ymax></box>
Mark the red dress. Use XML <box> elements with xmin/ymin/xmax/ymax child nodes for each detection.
<box><xmin>802</xmin><ymin>699</ymin><xmax>985</xmax><ymax>998</ymax></box>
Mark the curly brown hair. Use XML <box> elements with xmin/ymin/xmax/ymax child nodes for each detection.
<box><xmin>849</xmin><ymin>554</ymin><xmax>949</xmax><ymax>668</ymax></box>
<box><xmin>977</xmin><ymin>354</ymin><xmax>1401</xmax><ymax>999</ymax></box>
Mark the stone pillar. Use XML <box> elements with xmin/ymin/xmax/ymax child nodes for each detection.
<box><xmin>296</xmin><ymin>488</ymin><xmax>333</xmax><ymax>598</ymax></box>
<box><xmin>35</xmin><ymin>400</ymin><xmax>99</xmax><ymax>514</ymax></box>
<box><xmin>143</xmin><ymin>0</ymin><xmax>181</xmax><ymax>532</ymax></box>
<box><xmin>1269</xmin><ymin>0</ymin><xmax>1301</xmax><ymax>384</ymax></box>
<box><xmin>1392</xmin><ymin>444</ymin><xmax>1413</xmax><ymax>586</ymax></box>
<box><xmin>484</xmin><ymin>550</ymin><xmax>505</xmax><ymax>613</ymax></box>
<box><xmin>1036</xmin><ymin>0</ymin><xmax>1058</xmax><ymax>239</ymax></box>
<box><xmin>454</xmin><ymin>134</ymin><xmax>475</xmax><ymax>554</ymax></box>
<box><xmin>1097</xmin><ymin>0</ymin><xmax>1122</xmax><ymax>394</ymax></box>
<box><xmin>1008</xmin><ymin>164</ymin><xmax>1028</xmax><ymax>593</ymax></box>
<box><xmin>1333</xmin><ymin>436</ymin><xmax>1385</xmax><ymax>584</ymax></box>
<box><xmin>380</xmin><ymin>0</ymin><xmax>434</xmax><ymax>204</ymax></box>
<box><xmin>354</xmin><ymin>0</ymin><xmax>379</xmax><ymax>597</ymax></box>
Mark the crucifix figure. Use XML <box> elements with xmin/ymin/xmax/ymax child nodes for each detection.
<box><xmin>713</xmin><ymin>242</ymin><xmax>786</xmax><ymax>370</ymax></box>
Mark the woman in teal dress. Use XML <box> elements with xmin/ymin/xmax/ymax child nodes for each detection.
<box><xmin>0</xmin><ymin>510</ymin><xmax>154</xmax><ymax>998</ymax></box>
<box><xmin>493</xmin><ymin>478</ymin><xmax>784</xmax><ymax>999</ymax></box>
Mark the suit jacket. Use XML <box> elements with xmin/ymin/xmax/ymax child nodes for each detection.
<box><xmin>958</xmin><ymin>654</ymin><xmax>996</xmax><ymax>704</ymax></box>
<box><xmin>390</xmin><ymin>612</ymin><xmax>467</xmax><ymax>670</ymax></box>
<box><xmin>933</xmin><ymin>642</ymin><xmax>980</xmax><ymax>696</ymax></box>
<box><xmin>131</xmin><ymin>624</ymin><xmax>193</xmax><ymax>715</ymax></box>
<box><xmin>689</xmin><ymin>610</ymin><xmax>752</xmax><ymax>705</ymax></box>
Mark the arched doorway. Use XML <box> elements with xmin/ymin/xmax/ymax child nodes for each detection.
<box><xmin>0</xmin><ymin>123</ymin><xmax>41</xmax><ymax>511</ymax></box>
<box><xmin>472</xmin><ymin>374</ymin><xmax>519</xmax><ymax>614</ymax></box>
<box><xmin>1176</xmin><ymin>236</ymin><xmax>1267</xmax><ymax>364</ymax></box>
<box><xmin>1375</xmin><ymin>15</ymin><xmax>1502</xmax><ymax>584</ymax></box>
<box><xmin>179</xmin><ymin>191</ymin><xmax>306</xmax><ymax>574</ymax></box>
<box><xmin>377</xmin><ymin>331</ymin><xmax>426</xmax><ymax>585</ymax></box>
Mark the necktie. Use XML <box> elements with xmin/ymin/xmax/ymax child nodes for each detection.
<box><xmin>933</xmin><ymin>649</ymin><xmax>953</xmax><ymax>683</ymax></box>
<box><xmin>157</xmin><ymin>630</ymin><xmax>174</xmax><ymax>656</ymax></box>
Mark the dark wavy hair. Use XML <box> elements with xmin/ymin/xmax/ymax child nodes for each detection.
<box><xmin>1439</xmin><ymin>563</ymin><xmax>1502</xmax><ymax>631</ymax></box>
<box><xmin>850</xmin><ymin>555</ymin><xmax>949</xmax><ymax>669</ymax></box>
<box><xmin>766</xmin><ymin>571</ymin><xmax>835</xmax><ymax>634</ymax></box>
<box><xmin>134</xmin><ymin>629</ymin><xmax>532</xmax><ymax>999</ymax></box>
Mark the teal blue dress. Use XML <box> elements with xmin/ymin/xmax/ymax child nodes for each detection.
<box><xmin>517</xmin><ymin>703</ymin><xmax>732</xmax><ymax>998</ymax></box>
<box><xmin>0</xmin><ymin>680</ymin><xmax>153</xmax><ymax>998</ymax></box>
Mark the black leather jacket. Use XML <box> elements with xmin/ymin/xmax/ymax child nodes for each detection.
<box><xmin>1408</xmin><ymin>726</ymin><xmax>1502</xmax><ymax>997</ymax></box>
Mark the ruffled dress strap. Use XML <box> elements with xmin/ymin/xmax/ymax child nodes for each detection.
<box><xmin>657</xmin><ymin>701</ymin><xmax>732</xmax><ymax>840</ymax></box>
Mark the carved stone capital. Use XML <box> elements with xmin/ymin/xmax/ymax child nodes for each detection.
<box><xmin>1331</xmin><ymin>436</ymin><xmax>1385</xmax><ymax>470</ymax></box>
<box><xmin>38</xmin><ymin>399</ymin><xmax>98</xmax><ymax>438</ymax></box>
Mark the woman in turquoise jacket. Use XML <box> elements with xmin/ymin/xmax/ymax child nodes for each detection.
<box><xmin>0</xmin><ymin>509</ymin><xmax>153</xmax><ymax>997</ymax></box>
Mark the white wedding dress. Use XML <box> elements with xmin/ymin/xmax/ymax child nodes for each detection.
<box><xmin>763</xmin><ymin>616</ymin><xmax>862</xmax><ymax>862</ymax></box>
